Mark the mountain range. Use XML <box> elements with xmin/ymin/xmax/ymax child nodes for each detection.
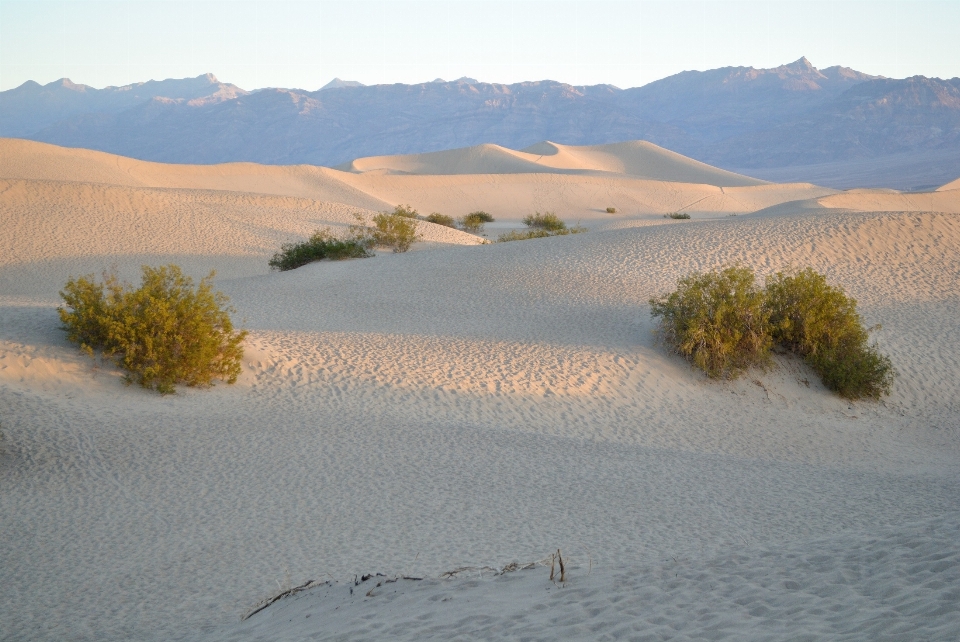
<box><xmin>2</xmin><ymin>58</ymin><xmax>958</xmax><ymax>189</ymax></box>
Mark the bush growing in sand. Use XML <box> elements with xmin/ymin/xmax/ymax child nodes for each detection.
<box><xmin>522</xmin><ymin>211</ymin><xmax>567</xmax><ymax>232</ymax></box>
<box><xmin>649</xmin><ymin>265</ymin><xmax>771</xmax><ymax>379</ymax></box>
<box><xmin>497</xmin><ymin>228</ymin><xmax>554</xmax><ymax>242</ymax></box>
<box><xmin>651</xmin><ymin>265</ymin><xmax>894</xmax><ymax>398</ymax></box>
<box><xmin>269</xmin><ymin>228</ymin><xmax>374</xmax><ymax>271</ymax></box>
<box><xmin>606</xmin><ymin>207</ymin><xmax>617</xmax><ymax>214</ymax></box>
<box><xmin>425</xmin><ymin>212</ymin><xmax>456</xmax><ymax>227</ymax></box>
<box><xmin>498</xmin><ymin>212</ymin><xmax>587</xmax><ymax>242</ymax></box>
<box><xmin>391</xmin><ymin>204</ymin><xmax>420</xmax><ymax>219</ymax></box>
<box><xmin>666</xmin><ymin>212</ymin><xmax>691</xmax><ymax>220</ymax></box>
<box><xmin>765</xmin><ymin>268</ymin><xmax>894</xmax><ymax>399</ymax></box>
<box><xmin>458</xmin><ymin>211</ymin><xmax>495</xmax><ymax>234</ymax></box>
<box><xmin>59</xmin><ymin>265</ymin><xmax>247</xmax><ymax>394</ymax></box>
<box><xmin>369</xmin><ymin>211</ymin><xmax>422</xmax><ymax>252</ymax></box>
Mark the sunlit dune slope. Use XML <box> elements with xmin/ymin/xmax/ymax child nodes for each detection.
<box><xmin>0</xmin><ymin>178</ymin><xmax>482</xmax><ymax>297</ymax></box>
<box><xmin>0</xmin><ymin>138</ymin><xmax>839</xmax><ymax>225</ymax></box>
<box><xmin>340</xmin><ymin>140</ymin><xmax>767</xmax><ymax>187</ymax></box>
<box><xmin>0</xmin><ymin>138</ymin><xmax>391</xmax><ymax>209</ymax></box>
<box><xmin>936</xmin><ymin>176</ymin><xmax>960</xmax><ymax>192</ymax></box>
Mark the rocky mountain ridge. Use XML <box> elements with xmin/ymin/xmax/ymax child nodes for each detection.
<box><xmin>2</xmin><ymin>59</ymin><xmax>958</xmax><ymax>188</ymax></box>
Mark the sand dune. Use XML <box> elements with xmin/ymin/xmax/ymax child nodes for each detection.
<box><xmin>340</xmin><ymin>140</ymin><xmax>767</xmax><ymax>187</ymax></box>
<box><xmin>1</xmin><ymin>140</ymin><xmax>959</xmax><ymax>641</ymax></box>
<box><xmin>815</xmin><ymin>188</ymin><xmax>960</xmax><ymax>213</ymax></box>
<box><xmin>0</xmin><ymin>178</ymin><xmax>482</xmax><ymax>298</ymax></box>
<box><xmin>0</xmin><ymin>138</ymin><xmax>391</xmax><ymax>209</ymax></box>
<box><xmin>938</xmin><ymin>176</ymin><xmax>960</xmax><ymax>192</ymax></box>
<box><xmin>0</xmin><ymin>138</ymin><xmax>838</xmax><ymax>228</ymax></box>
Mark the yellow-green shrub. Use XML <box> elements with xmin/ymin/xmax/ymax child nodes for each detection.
<box><xmin>766</xmin><ymin>269</ymin><xmax>893</xmax><ymax>399</ymax></box>
<box><xmin>59</xmin><ymin>265</ymin><xmax>247</xmax><ymax>394</ymax></box>
<box><xmin>425</xmin><ymin>212</ymin><xmax>456</xmax><ymax>227</ymax></box>
<box><xmin>650</xmin><ymin>265</ymin><xmax>894</xmax><ymax>399</ymax></box>
<box><xmin>458</xmin><ymin>211</ymin><xmax>494</xmax><ymax>234</ymax></box>
<box><xmin>649</xmin><ymin>266</ymin><xmax>771</xmax><ymax>379</ymax></box>
<box><xmin>269</xmin><ymin>228</ymin><xmax>373</xmax><ymax>271</ymax></box>
<box><xmin>371</xmin><ymin>212</ymin><xmax>421</xmax><ymax>252</ymax></box>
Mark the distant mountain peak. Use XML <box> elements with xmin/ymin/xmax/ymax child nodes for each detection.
<box><xmin>320</xmin><ymin>78</ymin><xmax>365</xmax><ymax>91</ymax></box>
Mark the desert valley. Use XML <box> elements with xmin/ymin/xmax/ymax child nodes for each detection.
<box><xmin>1</xmin><ymin>126</ymin><xmax>959</xmax><ymax>640</ymax></box>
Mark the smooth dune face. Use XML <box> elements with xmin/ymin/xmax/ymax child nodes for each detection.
<box><xmin>2</xmin><ymin>140</ymin><xmax>959</xmax><ymax>642</ymax></box>
<box><xmin>342</xmin><ymin>139</ymin><xmax>768</xmax><ymax>187</ymax></box>
<box><xmin>0</xmin><ymin>138</ymin><xmax>391</xmax><ymax>208</ymax></box>
<box><xmin>937</xmin><ymin>176</ymin><xmax>960</xmax><ymax>191</ymax></box>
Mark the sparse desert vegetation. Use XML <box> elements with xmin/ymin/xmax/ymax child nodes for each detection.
<box><xmin>58</xmin><ymin>265</ymin><xmax>247</xmax><ymax>394</ymax></box>
<box><xmin>4</xmin><ymin>138</ymin><xmax>956</xmax><ymax>642</ymax></box>
<box><xmin>458</xmin><ymin>211</ymin><xmax>495</xmax><ymax>234</ymax></box>
<box><xmin>368</xmin><ymin>211</ymin><xmax>422</xmax><ymax>252</ymax></box>
<box><xmin>666</xmin><ymin>212</ymin><xmax>691</xmax><ymax>219</ymax></box>
<box><xmin>765</xmin><ymin>268</ymin><xmax>894</xmax><ymax>399</ymax></box>
<box><xmin>424</xmin><ymin>212</ymin><xmax>456</xmax><ymax>227</ymax></box>
<box><xmin>498</xmin><ymin>212</ymin><xmax>587</xmax><ymax>242</ymax></box>
<box><xmin>650</xmin><ymin>265</ymin><xmax>894</xmax><ymax>398</ymax></box>
<box><xmin>269</xmin><ymin>228</ymin><xmax>374</xmax><ymax>271</ymax></box>
<box><xmin>391</xmin><ymin>204</ymin><xmax>420</xmax><ymax>218</ymax></box>
<box><xmin>606</xmin><ymin>207</ymin><xmax>617</xmax><ymax>213</ymax></box>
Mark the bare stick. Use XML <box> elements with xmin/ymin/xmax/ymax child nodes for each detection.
<box><xmin>557</xmin><ymin>549</ymin><xmax>566</xmax><ymax>584</ymax></box>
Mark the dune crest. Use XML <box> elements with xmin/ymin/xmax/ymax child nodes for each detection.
<box><xmin>340</xmin><ymin>139</ymin><xmax>768</xmax><ymax>187</ymax></box>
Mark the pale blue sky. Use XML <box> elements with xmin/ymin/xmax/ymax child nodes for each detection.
<box><xmin>1</xmin><ymin>0</ymin><xmax>957</xmax><ymax>91</ymax></box>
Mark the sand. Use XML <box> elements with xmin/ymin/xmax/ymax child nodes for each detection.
<box><xmin>1</xmin><ymin>139</ymin><xmax>959</xmax><ymax>641</ymax></box>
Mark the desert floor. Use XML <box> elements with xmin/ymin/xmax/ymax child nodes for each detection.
<box><xmin>2</xmin><ymin>139</ymin><xmax>959</xmax><ymax>641</ymax></box>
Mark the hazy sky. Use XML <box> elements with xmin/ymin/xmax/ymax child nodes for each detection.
<box><xmin>2</xmin><ymin>0</ymin><xmax>957</xmax><ymax>92</ymax></box>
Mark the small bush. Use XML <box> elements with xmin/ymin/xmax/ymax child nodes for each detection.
<box><xmin>269</xmin><ymin>228</ymin><xmax>373</xmax><ymax>271</ymax></box>
<box><xmin>498</xmin><ymin>213</ymin><xmax>586</xmax><ymax>243</ymax></box>
<box><xmin>370</xmin><ymin>212</ymin><xmax>422</xmax><ymax>252</ymax></box>
<box><xmin>391</xmin><ymin>204</ymin><xmax>419</xmax><ymax>219</ymax></box>
<box><xmin>522</xmin><ymin>212</ymin><xmax>567</xmax><ymax>232</ymax></box>
<box><xmin>458</xmin><ymin>211</ymin><xmax>495</xmax><ymax>234</ymax></box>
<box><xmin>497</xmin><ymin>229</ymin><xmax>553</xmax><ymax>242</ymax></box>
<box><xmin>650</xmin><ymin>266</ymin><xmax>771</xmax><ymax>379</ymax></box>
<box><xmin>606</xmin><ymin>207</ymin><xmax>617</xmax><ymax>214</ymax></box>
<box><xmin>59</xmin><ymin>265</ymin><xmax>247</xmax><ymax>394</ymax></box>
<box><xmin>425</xmin><ymin>212</ymin><xmax>456</xmax><ymax>227</ymax></box>
<box><xmin>766</xmin><ymin>269</ymin><xmax>894</xmax><ymax>399</ymax></box>
<box><xmin>809</xmin><ymin>340</ymin><xmax>894</xmax><ymax>400</ymax></box>
<box><xmin>666</xmin><ymin>212</ymin><xmax>691</xmax><ymax>220</ymax></box>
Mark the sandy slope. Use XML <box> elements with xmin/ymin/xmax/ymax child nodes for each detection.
<box><xmin>1</xmin><ymin>141</ymin><xmax>959</xmax><ymax>641</ymax></box>
<box><xmin>340</xmin><ymin>140</ymin><xmax>766</xmax><ymax>186</ymax></box>
<box><xmin>0</xmin><ymin>138</ymin><xmax>835</xmax><ymax>227</ymax></box>
<box><xmin>938</xmin><ymin>176</ymin><xmax>960</xmax><ymax>192</ymax></box>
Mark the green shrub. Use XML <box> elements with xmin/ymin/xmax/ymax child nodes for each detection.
<box><xmin>425</xmin><ymin>212</ymin><xmax>456</xmax><ymax>227</ymax></box>
<box><xmin>765</xmin><ymin>269</ymin><xmax>865</xmax><ymax>357</ymax></box>
<box><xmin>606</xmin><ymin>207</ymin><xmax>617</xmax><ymax>214</ymax></box>
<box><xmin>497</xmin><ymin>229</ymin><xmax>553</xmax><ymax>242</ymax></box>
<box><xmin>809</xmin><ymin>340</ymin><xmax>894</xmax><ymax>400</ymax></box>
<box><xmin>666</xmin><ymin>212</ymin><xmax>691</xmax><ymax>220</ymax></box>
<box><xmin>649</xmin><ymin>266</ymin><xmax>771</xmax><ymax>379</ymax></box>
<box><xmin>458</xmin><ymin>211</ymin><xmax>495</xmax><ymax>234</ymax></box>
<box><xmin>651</xmin><ymin>266</ymin><xmax>895</xmax><ymax>398</ymax></box>
<box><xmin>391</xmin><ymin>204</ymin><xmax>419</xmax><ymax>219</ymax></box>
<box><xmin>269</xmin><ymin>228</ymin><xmax>373</xmax><ymax>271</ymax></box>
<box><xmin>59</xmin><ymin>265</ymin><xmax>247</xmax><ymax>394</ymax></box>
<box><xmin>522</xmin><ymin>211</ymin><xmax>567</xmax><ymax>231</ymax></box>
<box><xmin>370</xmin><ymin>212</ymin><xmax>422</xmax><ymax>252</ymax></box>
<box><xmin>497</xmin><ymin>213</ymin><xmax>587</xmax><ymax>243</ymax></box>
<box><xmin>766</xmin><ymin>269</ymin><xmax>894</xmax><ymax>399</ymax></box>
